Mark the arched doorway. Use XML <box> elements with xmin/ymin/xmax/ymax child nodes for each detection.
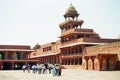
<box><xmin>88</xmin><ymin>59</ymin><xmax>93</xmax><ymax>70</ymax></box>
<box><xmin>75</xmin><ymin>58</ymin><xmax>78</xmax><ymax>65</ymax></box>
<box><xmin>108</xmin><ymin>58</ymin><xmax>114</xmax><ymax>70</ymax></box>
<box><xmin>79</xmin><ymin>58</ymin><xmax>82</xmax><ymax>65</ymax></box>
<box><xmin>71</xmin><ymin>58</ymin><xmax>74</xmax><ymax>65</ymax></box>
<box><xmin>101</xmin><ymin>58</ymin><xmax>107</xmax><ymax>70</ymax></box>
<box><xmin>68</xmin><ymin>59</ymin><xmax>70</xmax><ymax>65</ymax></box>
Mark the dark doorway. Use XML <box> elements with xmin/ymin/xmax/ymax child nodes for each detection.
<box><xmin>16</xmin><ymin>52</ymin><xmax>20</xmax><ymax>60</ymax></box>
<box><xmin>3</xmin><ymin>62</ymin><xmax>12</xmax><ymax>70</ymax></box>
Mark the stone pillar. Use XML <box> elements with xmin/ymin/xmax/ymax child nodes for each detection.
<box><xmin>67</xmin><ymin>48</ymin><xmax>68</xmax><ymax>55</ymax></box>
<box><xmin>13</xmin><ymin>52</ymin><xmax>16</xmax><ymax>60</ymax></box>
<box><xmin>88</xmin><ymin>58</ymin><xmax>93</xmax><ymax>70</ymax></box>
<box><xmin>74</xmin><ymin>58</ymin><xmax>75</xmax><ymax>65</ymax></box>
<box><xmin>21</xmin><ymin>52</ymin><xmax>24</xmax><ymax>60</ymax></box>
<box><xmin>94</xmin><ymin>58</ymin><xmax>99</xmax><ymax>70</ymax></box>
<box><xmin>28</xmin><ymin>52</ymin><xmax>30</xmax><ymax>59</ymax></box>
<box><xmin>5</xmin><ymin>52</ymin><xmax>8</xmax><ymax>60</ymax></box>
<box><xmin>56</xmin><ymin>56</ymin><xmax>58</xmax><ymax>64</ymax></box>
<box><xmin>62</xmin><ymin>59</ymin><xmax>64</xmax><ymax>65</ymax></box>
<box><xmin>12</xmin><ymin>62</ymin><xmax>14</xmax><ymax>70</ymax></box>
<box><xmin>82</xmin><ymin>57</ymin><xmax>88</xmax><ymax>70</ymax></box>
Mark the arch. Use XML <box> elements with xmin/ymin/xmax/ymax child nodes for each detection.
<box><xmin>64</xmin><ymin>59</ymin><xmax>67</xmax><ymax>65</ymax></box>
<box><xmin>108</xmin><ymin>58</ymin><xmax>114</xmax><ymax>70</ymax></box>
<box><xmin>68</xmin><ymin>59</ymin><xmax>70</xmax><ymax>65</ymax></box>
<box><xmin>62</xmin><ymin>59</ymin><xmax>64</xmax><ymax>65</ymax></box>
<box><xmin>101</xmin><ymin>58</ymin><xmax>107</xmax><ymax>70</ymax></box>
<box><xmin>75</xmin><ymin>47</ymin><xmax>78</xmax><ymax>53</ymax></box>
<box><xmin>75</xmin><ymin>58</ymin><xmax>78</xmax><ymax>65</ymax></box>
<box><xmin>71</xmin><ymin>58</ymin><xmax>74</xmax><ymax>65</ymax></box>
<box><xmin>88</xmin><ymin>59</ymin><xmax>93</xmax><ymax>70</ymax></box>
<box><xmin>79</xmin><ymin>58</ymin><xmax>82</xmax><ymax>65</ymax></box>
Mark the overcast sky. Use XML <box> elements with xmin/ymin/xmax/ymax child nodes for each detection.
<box><xmin>0</xmin><ymin>0</ymin><xmax>120</xmax><ymax>48</ymax></box>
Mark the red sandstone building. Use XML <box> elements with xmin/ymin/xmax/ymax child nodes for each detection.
<box><xmin>30</xmin><ymin>4</ymin><xmax>120</xmax><ymax>70</ymax></box>
<box><xmin>83</xmin><ymin>41</ymin><xmax>120</xmax><ymax>70</ymax></box>
<box><xmin>1</xmin><ymin>4</ymin><xmax>120</xmax><ymax>71</ymax></box>
<box><xmin>0</xmin><ymin>45</ymin><xmax>38</xmax><ymax>70</ymax></box>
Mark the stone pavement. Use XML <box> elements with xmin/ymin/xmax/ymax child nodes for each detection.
<box><xmin>0</xmin><ymin>69</ymin><xmax>120</xmax><ymax>80</ymax></box>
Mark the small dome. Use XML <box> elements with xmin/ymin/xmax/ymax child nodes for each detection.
<box><xmin>64</xmin><ymin>3</ymin><xmax>79</xmax><ymax>18</ymax></box>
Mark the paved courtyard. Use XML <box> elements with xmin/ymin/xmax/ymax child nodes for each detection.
<box><xmin>0</xmin><ymin>69</ymin><xmax>120</xmax><ymax>80</ymax></box>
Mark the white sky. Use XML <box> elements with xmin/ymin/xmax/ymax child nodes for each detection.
<box><xmin>0</xmin><ymin>0</ymin><xmax>120</xmax><ymax>48</ymax></box>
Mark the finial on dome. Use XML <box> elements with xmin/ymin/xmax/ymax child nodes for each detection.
<box><xmin>64</xmin><ymin>3</ymin><xmax>79</xmax><ymax>20</ymax></box>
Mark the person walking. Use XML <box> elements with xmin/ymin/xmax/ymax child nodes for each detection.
<box><xmin>58</xmin><ymin>65</ymin><xmax>62</xmax><ymax>76</ymax></box>
<box><xmin>27</xmin><ymin>64</ymin><xmax>31</xmax><ymax>73</ymax></box>
<box><xmin>52</xmin><ymin>64</ymin><xmax>57</xmax><ymax>76</ymax></box>
<box><xmin>31</xmin><ymin>64</ymin><xmax>37</xmax><ymax>74</ymax></box>
<box><xmin>36</xmin><ymin>63</ymin><xmax>42</xmax><ymax>74</ymax></box>
<box><xmin>22</xmin><ymin>64</ymin><xmax>26</xmax><ymax>73</ymax></box>
<box><xmin>48</xmin><ymin>63</ymin><xmax>53</xmax><ymax>74</ymax></box>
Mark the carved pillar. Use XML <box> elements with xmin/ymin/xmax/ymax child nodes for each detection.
<box><xmin>73</xmin><ymin>58</ymin><xmax>75</xmax><ymax>65</ymax></box>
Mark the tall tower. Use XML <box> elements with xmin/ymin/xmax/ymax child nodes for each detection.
<box><xmin>59</xmin><ymin>4</ymin><xmax>100</xmax><ymax>65</ymax></box>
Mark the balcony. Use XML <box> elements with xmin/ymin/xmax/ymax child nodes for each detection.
<box><xmin>61</xmin><ymin>37</ymin><xmax>107</xmax><ymax>48</ymax></box>
<box><xmin>61</xmin><ymin>28</ymin><xmax>96</xmax><ymax>37</ymax></box>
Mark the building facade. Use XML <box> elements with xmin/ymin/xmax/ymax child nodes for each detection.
<box><xmin>1</xmin><ymin>4</ymin><xmax>120</xmax><ymax>70</ymax></box>
<box><xmin>30</xmin><ymin>40</ymin><xmax>61</xmax><ymax>64</ymax></box>
<box><xmin>0</xmin><ymin>45</ymin><xmax>39</xmax><ymax>70</ymax></box>
<box><xmin>83</xmin><ymin>41</ymin><xmax>120</xmax><ymax>70</ymax></box>
<box><xmin>30</xmin><ymin>4</ymin><xmax>120</xmax><ymax>71</ymax></box>
<box><xmin>59</xmin><ymin>4</ymin><xmax>120</xmax><ymax>66</ymax></box>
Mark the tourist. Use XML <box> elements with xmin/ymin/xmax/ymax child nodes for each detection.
<box><xmin>22</xmin><ymin>64</ymin><xmax>26</xmax><ymax>73</ymax></box>
<box><xmin>52</xmin><ymin>64</ymin><xmax>57</xmax><ymax>76</ymax></box>
<box><xmin>31</xmin><ymin>64</ymin><xmax>37</xmax><ymax>74</ymax></box>
<box><xmin>58</xmin><ymin>65</ymin><xmax>62</xmax><ymax>76</ymax></box>
<box><xmin>42</xmin><ymin>65</ymin><xmax>47</xmax><ymax>74</ymax></box>
<box><xmin>27</xmin><ymin>64</ymin><xmax>31</xmax><ymax>73</ymax></box>
<box><xmin>36</xmin><ymin>63</ymin><xmax>42</xmax><ymax>74</ymax></box>
<box><xmin>55</xmin><ymin>64</ymin><xmax>59</xmax><ymax>75</ymax></box>
<box><xmin>43</xmin><ymin>63</ymin><xmax>48</xmax><ymax>74</ymax></box>
<box><xmin>48</xmin><ymin>63</ymin><xmax>53</xmax><ymax>74</ymax></box>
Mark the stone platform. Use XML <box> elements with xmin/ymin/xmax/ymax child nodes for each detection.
<box><xmin>0</xmin><ymin>69</ymin><xmax>120</xmax><ymax>80</ymax></box>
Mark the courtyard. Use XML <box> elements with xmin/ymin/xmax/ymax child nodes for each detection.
<box><xmin>0</xmin><ymin>69</ymin><xmax>120</xmax><ymax>80</ymax></box>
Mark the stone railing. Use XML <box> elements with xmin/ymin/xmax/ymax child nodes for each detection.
<box><xmin>61</xmin><ymin>38</ymin><xmax>84</xmax><ymax>46</ymax></box>
<box><xmin>61</xmin><ymin>28</ymin><xmax>94</xmax><ymax>37</ymax></box>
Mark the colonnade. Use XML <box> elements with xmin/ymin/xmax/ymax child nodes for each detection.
<box><xmin>62</xmin><ymin>57</ymin><xmax>82</xmax><ymax>65</ymax></box>
<box><xmin>61</xmin><ymin>45</ymin><xmax>83</xmax><ymax>55</ymax></box>
<box><xmin>0</xmin><ymin>61</ymin><xmax>38</xmax><ymax>70</ymax></box>
<box><xmin>0</xmin><ymin>51</ymin><xmax>29</xmax><ymax>60</ymax></box>
<box><xmin>38</xmin><ymin>54</ymin><xmax>60</xmax><ymax>64</ymax></box>
<box><xmin>82</xmin><ymin>54</ymin><xmax>118</xmax><ymax>71</ymax></box>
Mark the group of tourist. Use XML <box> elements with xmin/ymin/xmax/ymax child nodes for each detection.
<box><xmin>22</xmin><ymin>63</ymin><xmax>62</xmax><ymax>76</ymax></box>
